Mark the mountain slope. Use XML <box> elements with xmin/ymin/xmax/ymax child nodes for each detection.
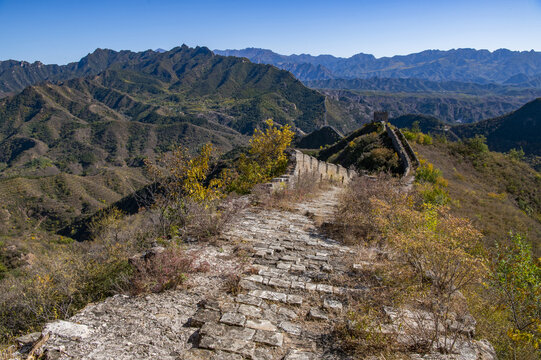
<box><xmin>453</xmin><ymin>98</ymin><xmax>541</xmax><ymax>156</ymax></box>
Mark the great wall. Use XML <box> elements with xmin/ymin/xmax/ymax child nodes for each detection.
<box><xmin>13</xmin><ymin>118</ymin><xmax>496</xmax><ymax>360</ymax></box>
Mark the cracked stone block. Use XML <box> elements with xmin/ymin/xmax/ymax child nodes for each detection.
<box><xmin>280</xmin><ymin>255</ymin><xmax>299</xmax><ymax>262</ymax></box>
<box><xmin>245</xmin><ymin>275</ymin><xmax>264</xmax><ymax>283</ymax></box>
<box><xmin>276</xmin><ymin>262</ymin><xmax>292</xmax><ymax>270</ymax></box>
<box><xmin>253</xmin><ymin>330</ymin><xmax>284</xmax><ymax>347</ymax></box>
<box><xmin>290</xmin><ymin>264</ymin><xmax>306</xmax><ymax>272</ymax></box>
<box><xmin>316</xmin><ymin>252</ymin><xmax>329</xmax><ymax>257</ymax></box>
<box><xmin>254</xmin><ymin>347</ymin><xmax>274</xmax><ymax>360</ymax></box>
<box><xmin>239</xmin><ymin>279</ymin><xmax>261</xmax><ymax>291</ymax></box>
<box><xmin>305</xmin><ymin>283</ymin><xmax>317</xmax><ymax>291</ymax></box>
<box><xmin>220</xmin><ymin>312</ymin><xmax>246</xmax><ymax>326</ymax></box>
<box><xmin>291</xmin><ymin>281</ymin><xmax>305</xmax><ymax>290</ymax></box>
<box><xmin>316</xmin><ymin>284</ymin><xmax>333</xmax><ymax>293</ymax></box>
<box><xmin>284</xmin><ymin>350</ymin><xmax>316</xmax><ymax>360</ymax></box>
<box><xmin>278</xmin><ymin>307</ymin><xmax>298</xmax><ymax>319</ymax></box>
<box><xmin>305</xmin><ymin>254</ymin><xmax>327</xmax><ymax>261</ymax></box>
<box><xmin>249</xmin><ymin>290</ymin><xmax>288</xmax><ymax>303</ymax></box>
<box><xmin>268</xmin><ymin>277</ymin><xmax>291</xmax><ymax>288</ymax></box>
<box><xmin>189</xmin><ymin>309</ymin><xmax>221</xmax><ymax>327</ymax></box>
<box><xmin>201</xmin><ymin>322</ymin><xmax>255</xmax><ymax>341</ymax></box>
<box><xmin>236</xmin><ymin>294</ymin><xmax>262</xmax><ymax>307</ymax></box>
<box><xmin>279</xmin><ymin>321</ymin><xmax>302</xmax><ymax>335</ymax></box>
<box><xmin>308</xmin><ymin>308</ymin><xmax>329</xmax><ymax>321</ymax></box>
<box><xmin>246</xmin><ymin>319</ymin><xmax>277</xmax><ymax>331</ymax></box>
<box><xmin>199</xmin><ymin>335</ymin><xmax>255</xmax><ymax>358</ymax></box>
<box><xmin>269</xmin><ymin>245</ymin><xmax>284</xmax><ymax>252</ymax></box>
<box><xmin>323</xmin><ymin>298</ymin><xmax>343</xmax><ymax>311</ymax></box>
<box><xmin>286</xmin><ymin>294</ymin><xmax>303</xmax><ymax>306</ymax></box>
<box><xmin>238</xmin><ymin>304</ymin><xmax>263</xmax><ymax>318</ymax></box>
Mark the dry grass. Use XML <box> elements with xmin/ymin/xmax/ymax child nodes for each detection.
<box><xmin>0</xmin><ymin>195</ymin><xmax>235</xmax><ymax>345</ymax></box>
<box><xmin>328</xmin><ymin>174</ymin><xmax>407</xmax><ymax>245</ymax></box>
<box><xmin>413</xmin><ymin>142</ymin><xmax>541</xmax><ymax>255</ymax></box>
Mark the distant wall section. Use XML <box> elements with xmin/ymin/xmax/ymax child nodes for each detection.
<box><xmin>266</xmin><ymin>150</ymin><xmax>356</xmax><ymax>190</ymax></box>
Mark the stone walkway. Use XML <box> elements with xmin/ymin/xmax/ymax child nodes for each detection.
<box><xmin>183</xmin><ymin>186</ymin><xmax>358</xmax><ymax>360</ymax></box>
<box><xmin>35</xmin><ymin>186</ymin><xmax>495</xmax><ymax>360</ymax></box>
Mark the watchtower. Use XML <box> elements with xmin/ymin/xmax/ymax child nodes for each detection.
<box><xmin>373</xmin><ymin>111</ymin><xmax>388</xmax><ymax>123</ymax></box>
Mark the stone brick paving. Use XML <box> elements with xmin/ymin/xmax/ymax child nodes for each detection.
<box><xmin>33</xmin><ymin>186</ymin><xmax>495</xmax><ymax>360</ymax></box>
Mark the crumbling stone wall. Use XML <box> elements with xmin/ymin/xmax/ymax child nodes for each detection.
<box><xmin>385</xmin><ymin>124</ymin><xmax>419</xmax><ymax>178</ymax></box>
<box><xmin>267</xmin><ymin>150</ymin><xmax>355</xmax><ymax>190</ymax></box>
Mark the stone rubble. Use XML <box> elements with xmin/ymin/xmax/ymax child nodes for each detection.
<box><xmin>25</xmin><ymin>186</ymin><xmax>496</xmax><ymax>360</ymax></box>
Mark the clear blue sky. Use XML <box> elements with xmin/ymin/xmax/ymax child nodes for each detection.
<box><xmin>1</xmin><ymin>0</ymin><xmax>541</xmax><ymax>64</ymax></box>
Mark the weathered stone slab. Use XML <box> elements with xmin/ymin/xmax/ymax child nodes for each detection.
<box><xmin>286</xmin><ymin>294</ymin><xmax>303</xmax><ymax>306</ymax></box>
<box><xmin>323</xmin><ymin>298</ymin><xmax>343</xmax><ymax>311</ymax></box>
<box><xmin>278</xmin><ymin>307</ymin><xmax>298</xmax><ymax>320</ymax></box>
<box><xmin>245</xmin><ymin>319</ymin><xmax>277</xmax><ymax>332</ymax></box>
<box><xmin>268</xmin><ymin>277</ymin><xmax>291</xmax><ymax>289</ymax></box>
<box><xmin>44</xmin><ymin>320</ymin><xmax>93</xmax><ymax>340</ymax></box>
<box><xmin>238</xmin><ymin>304</ymin><xmax>263</xmax><ymax>318</ymax></box>
<box><xmin>220</xmin><ymin>312</ymin><xmax>246</xmax><ymax>326</ymax></box>
<box><xmin>316</xmin><ymin>284</ymin><xmax>333</xmax><ymax>293</ymax></box>
<box><xmin>249</xmin><ymin>290</ymin><xmax>288</xmax><ymax>303</ymax></box>
<box><xmin>236</xmin><ymin>294</ymin><xmax>262</xmax><ymax>307</ymax></box>
<box><xmin>254</xmin><ymin>347</ymin><xmax>274</xmax><ymax>360</ymax></box>
<box><xmin>280</xmin><ymin>255</ymin><xmax>300</xmax><ymax>262</ymax></box>
<box><xmin>253</xmin><ymin>330</ymin><xmax>284</xmax><ymax>347</ymax></box>
<box><xmin>305</xmin><ymin>283</ymin><xmax>317</xmax><ymax>291</ymax></box>
<box><xmin>245</xmin><ymin>275</ymin><xmax>264</xmax><ymax>283</ymax></box>
<box><xmin>276</xmin><ymin>262</ymin><xmax>292</xmax><ymax>270</ymax></box>
<box><xmin>200</xmin><ymin>322</ymin><xmax>255</xmax><ymax>341</ymax></box>
<box><xmin>308</xmin><ymin>308</ymin><xmax>328</xmax><ymax>321</ymax></box>
<box><xmin>290</xmin><ymin>264</ymin><xmax>306</xmax><ymax>272</ymax></box>
<box><xmin>189</xmin><ymin>309</ymin><xmax>221</xmax><ymax>327</ymax></box>
<box><xmin>199</xmin><ymin>335</ymin><xmax>255</xmax><ymax>358</ymax></box>
<box><xmin>279</xmin><ymin>321</ymin><xmax>302</xmax><ymax>335</ymax></box>
<box><xmin>284</xmin><ymin>350</ymin><xmax>316</xmax><ymax>360</ymax></box>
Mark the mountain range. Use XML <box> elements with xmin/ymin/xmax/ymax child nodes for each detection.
<box><xmin>389</xmin><ymin>98</ymin><xmax>541</xmax><ymax>160</ymax></box>
<box><xmin>0</xmin><ymin>45</ymin><xmax>325</xmax><ymax>175</ymax></box>
<box><xmin>214</xmin><ymin>48</ymin><xmax>541</xmax><ymax>85</ymax></box>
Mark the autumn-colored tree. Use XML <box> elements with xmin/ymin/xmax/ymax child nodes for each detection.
<box><xmin>144</xmin><ymin>143</ymin><xmax>225</xmax><ymax>237</ymax></box>
<box><xmin>491</xmin><ymin>233</ymin><xmax>541</xmax><ymax>351</ymax></box>
<box><xmin>228</xmin><ymin>119</ymin><xmax>294</xmax><ymax>194</ymax></box>
<box><xmin>372</xmin><ymin>198</ymin><xmax>486</xmax><ymax>352</ymax></box>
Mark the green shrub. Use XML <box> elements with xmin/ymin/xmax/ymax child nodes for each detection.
<box><xmin>490</xmin><ymin>233</ymin><xmax>541</xmax><ymax>351</ymax></box>
<box><xmin>463</xmin><ymin>135</ymin><xmax>489</xmax><ymax>155</ymax></box>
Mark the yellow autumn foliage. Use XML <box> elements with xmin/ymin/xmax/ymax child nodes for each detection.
<box><xmin>228</xmin><ymin>119</ymin><xmax>294</xmax><ymax>194</ymax></box>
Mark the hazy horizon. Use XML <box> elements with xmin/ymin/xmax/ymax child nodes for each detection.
<box><xmin>1</xmin><ymin>0</ymin><xmax>541</xmax><ymax>64</ymax></box>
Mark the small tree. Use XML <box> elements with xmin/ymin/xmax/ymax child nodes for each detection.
<box><xmin>144</xmin><ymin>143</ymin><xmax>225</xmax><ymax>237</ymax></box>
<box><xmin>464</xmin><ymin>135</ymin><xmax>489</xmax><ymax>155</ymax></box>
<box><xmin>507</xmin><ymin>148</ymin><xmax>525</xmax><ymax>162</ymax></box>
<box><xmin>228</xmin><ymin>119</ymin><xmax>294</xmax><ymax>193</ymax></box>
<box><xmin>491</xmin><ymin>233</ymin><xmax>541</xmax><ymax>350</ymax></box>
